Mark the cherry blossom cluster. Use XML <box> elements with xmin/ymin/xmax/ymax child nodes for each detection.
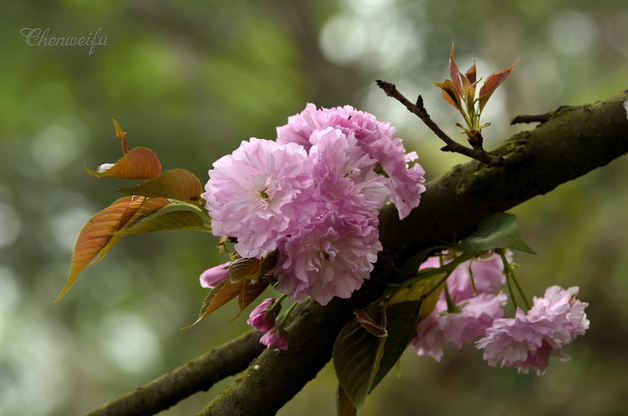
<box><xmin>202</xmin><ymin>104</ymin><xmax>425</xmax><ymax>306</ymax></box>
<box><xmin>410</xmin><ymin>252</ymin><xmax>589</xmax><ymax>375</ymax></box>
<box><xmin>410</xmin><ymin>252</ymin><xmax>508</xmax><ymax>362</ymax></box>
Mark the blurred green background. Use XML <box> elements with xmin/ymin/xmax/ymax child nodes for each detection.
<box><xmin>1</xmin><ymin>0</ymin><xmax>628</xmax><ymax>415</ymax></box>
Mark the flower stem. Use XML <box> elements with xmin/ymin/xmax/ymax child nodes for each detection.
<box><xmin>277</xmin><ymin>300</ymin><xmax>298</xmax><ymax>329</ymax></box>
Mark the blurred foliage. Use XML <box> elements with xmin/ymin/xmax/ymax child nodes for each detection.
<box><xmin>1</xmin><ymin>0</ymin><xmax>628</xmax><ymax>415</ymax></box>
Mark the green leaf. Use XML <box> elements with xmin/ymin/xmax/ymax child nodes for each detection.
<box><xmin>462</xmin><ymin>212</ymin><xmax>536</xmax><ymax>254</ymax></box>
<box><xmin>116</xmin><ymin>169</ymin><xmax>203</xmax><ymax>203</ymax></box>
<box><xmin>388</xmin><ymin>270</ymin><xmax>446</xmax><ymax>319</ymax></box>
<box><xmin>113</xmin><ymin>210</ymin><xmax>209</xmax><ymax>235</ymax></box>
<box><xmin>336</xmin><ymin>383</ymin><xmax>358</xmax><ymax>416</ymax></box>
<box><xmin>333</xmin><ymin>304</ymin><xmax>387</xmax><ymax>412</ymax></box>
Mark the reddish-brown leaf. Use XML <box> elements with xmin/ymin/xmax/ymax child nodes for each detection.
<box><xmin>111</xmin><ymin>119</ymin><xmax>130</xmax><ymax>154</ymax></box>
<box><xmin>86</xmin><ymin>147</ymin><xmax>162</xmax><ymax>180</ymax></box>
<box><xmin>448</xmin><ymin>43</ymin><xmax>464</xmax><ymax>99</ymax></box>
<box><xmin>116</xmin><ymin>169</ymin><xmax>203</xmax><ymax>202</ymax></box>
<box><xmin>433</xmin><ymin>80</ymin><xmax>462</xmax><ymax>111</ymax></box>
<box><xmin>479</xmin><ymin>59</ymin><xmax>520</xmax><ymax>112</ymax></box>
<box><xmin>189</xmin><ymin>279</ymin><xmax>247</xmax><ymax>327</ymax></box>
<box><xmin>57</xmin><ymin>196</ymin><xmax>172</xmax><ymax>302</ymax></box>
<box><xmin>58</xmin><ymin>196</ymin><xmax>135</xmax><ymax>302</ymax></box>
<box><xmin>465</xmin><ymin>59</ymin><xmax>477</xmax><ymax>84</ymax></box>
<box><xmin>232</xmin><ymin>279</ymin><xmax>272</xmax><ymax>322</ymax></box>
<box><xmin>354</xmin><ymin>309</ymin><xmax>388</xmax><ymax>337</ymax></box>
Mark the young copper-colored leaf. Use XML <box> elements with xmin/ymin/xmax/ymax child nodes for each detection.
<box><xmin>231</xmin><ymin>279</ymin><xmax>272</xmax><ymax>322</ymax></box>
<box><xmin>228</xmin><ymin>250</ymin><xmax>278</xmax><ymax>283</ymax></box>
<box><xmin>466</xmin><ymin>60</ymin><xmax>477</xmax><ymax>84</ymax></box>
<box><xmin>185</xmin><ymin>278</ymin><xmax>248</xmax><ymax>328</ymax></box>
<box><xmin>111</xmin><ymin>119</ymin><xmax>130</xmax><ymax>154</ymax></box>
<box><xmin>354</xmin><ymin>309</ymin><xmax>388</xmax><ymax>337</ymax></box>
<box><xmin>86</xmin><ymin>147</ymin><xmax>162</xmax><ymax>180</ymax></box>
<box><xmin>58</xmin><ymin>196</ymin><xmax>135</xmax><ymax>302</ymax></box>
<box><xmin>478</xmin><ymin>59</ymin><xmax>520</xmax><ymax>112</ymax></box>
<box><xmin>448</xmin><ymin>43</ymin><xmax>464</xmax><ymax>98</ymax></box>
<box><xmin>116</xmin><ymin>169</ymin><xmax>202</xmax><ymax>202</ymax></box>
<box><xmin>433</xmin><ymin>80</ymin><xmax>462</xmax><ymax>111</ymax></box>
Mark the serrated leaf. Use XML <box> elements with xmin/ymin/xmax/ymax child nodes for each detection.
<box><xmin>185</xmin><ymin>279</ymin><xmax>247</xmax><ymax>328</ymax></box>
<box><xmin>57</xmin><ymin>197</ymin><xmax>173</xmax><ymax>302</ymax></box>
<box><xmin>334</xmin><ymin>304</ymin><xmax>387</xmax><ymax>412</ymax></box>
<box><xmin>86</xmin><ymin>147</ymin><xmax>162</xmax><ymax>180</ymax></box>
<box><xmin>231</xmin><ymin>279</ymin><xmax>272</xmax><ymax>322</ymax></box>
<box><xmin>58</xmin><ymin>196</ymin><xmax>137</xmax><ymax>302</ymax></box>
<box><xmin>336</xmin><ymin>383</ymin><xmax>358</xmax><ymax>416</ymax></box>
<box><xmin>113</xmin><ymin>210</ymin><xmax>208</xmax><ymax>235</ymax></box>
<box><xmin>478</xmin><ymin>59</ymin><xmax>520</xmax><ymax>112</ymax></box>
<box><xmin>462</xmin><ymin>212</ymin><xmax>536</xmax><ymax>254</ymax></box>
<box><xmin>116</xmin><ymin>169</ymin><xmax>203</xmax><ymax>203</ymax></box>
<box><xmin>185</xmin><ymin>277</ymin><xmax>271</xmax><ymax>328</ymax></box>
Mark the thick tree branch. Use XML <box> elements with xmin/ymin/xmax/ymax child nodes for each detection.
<box><xmin>198</xmin><ymin>90</ymin><xmax>628</xmax><ymax>415</ymax></box>
<box><xmin>82</xmin><ymin>330</ymin><xmax>264</xmax><ymax>416</ymax></box>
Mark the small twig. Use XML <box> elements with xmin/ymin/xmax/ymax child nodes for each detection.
<box><xmin>510</xmin><ymin>113</ymin><xmax>551</xmax><ymax>125</ymax></box>
<box><xmin>376</xmin><ymin>79</ymin><xmax>497</xmax><ymax>165</ymax></box>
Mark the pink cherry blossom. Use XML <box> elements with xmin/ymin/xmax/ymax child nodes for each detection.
<box><xmin>476</xmin><ymin>286</ymin><xmax>589</xmax><ymax>375</ymax></box>
<box><xmin>247</xmin><ymin>298</ymin><xmax>278</xmax><ymax>333</ymax></box>
<box><xmin>203</xmin><ymin>138</ymin><xmax>315</xmax><ymax>259</ymax></box>
<box><xmin>411</xmin><ymin>292</ymin><xmax>507</xmax><ymax>362</ymax></box>
<box><xmin>276</xmin><ymin>103</ymin><xmax>425</xmax><ymax>219</ymax></box>
<box><xmin>274</xmin><ymin>211</ymin><xmax>381</xmax><ymax>306</ymax></box>
<box><xmin>199</xmin><ymin>262</ymin><xmax>230</xmax><ymax>289</ymax></box>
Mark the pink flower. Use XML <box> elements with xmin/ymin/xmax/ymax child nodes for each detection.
<box><xmin>309</xmin><ymin>127</ymin><xmax>389</xmax><ymax>215</ymax></box>
<box><xmin>276</xmin><ymin>104</ymin><xmax>425</xmax><ymax>219</ymax></box>
<box><xmin>274</xmin><ymin>211</ymin><xmax>381</xmax><ymax>306</ymax></box>
<box><xmin>411</xmin><ymin>292</ymin><xmax>507</xmax><ymax>362</ymax></box>
<box><xmin>476</xmin><ymin>286</ymin><xmax>589</xmax><ymax>375</ymax></box>
<box><xmin>199</xmin><ymin>262</ymin><xmax>230</xmax><ymax>289</ymax></box>
<box><xmin>203</xmin><ymin>138</ymin><xmax>315</xmax><ymax>259</ymax></box>
<box><xmin>261</xmin><ymin>329</ymin><xmax>289</xmax><ymax>350</ymax></box>
<box><xmin>247</xmin><ymin>298</ymin><xmax>278</xmax><ymax>333</ymax></box>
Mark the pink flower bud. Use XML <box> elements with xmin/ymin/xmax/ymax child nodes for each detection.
<box><xmin>199</xmin><ymin>262</ymin><xmax>230</xmax><ymax>289</ymax></box>
<box><xmin>261</xmin><ymin>329</ymin><xmax>289</xmax><ymax>350</ymax></box>
<box><xmin>247</xmin><ymin>298</ymin><xmax>278</xmax><ymax>333</ymax></box>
